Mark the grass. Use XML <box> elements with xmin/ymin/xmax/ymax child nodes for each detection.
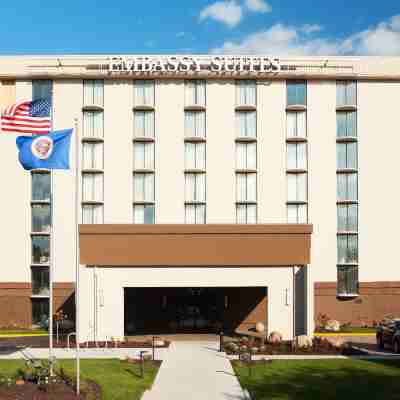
<box><xmin>232</xmin><ymin>359</ymin><xmax>400</xmax><ymax>400</ymax></box>
<box><xmin>0</xmin><ymin>359</ymin><xmax>160</xmax><ymax>400</ymax></box>
<box><xmin>315</xmin><ymin>326</ymin><xmax>376</xmax><ymax>335</ymax></box>
<box><xmin>0</xmin><ymin>329</ymin><xmax>47</xmax><ymax>336</ymax></box>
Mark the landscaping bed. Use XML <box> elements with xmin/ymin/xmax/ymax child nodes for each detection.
<box><xmin>232</xmin><ymin>359</ymin><xmax>400</xmax><ymax>400</ymax></box>
<box><xmin>0</xmin><ymin>335</ymin><xmax>170</xmax><ymax>349</ymax></box>
<box><xmin>224</xmin><ymin>336</ymin><xmax>368</xmax><ymax>356</ymax></box>
<box><xmin>0</xmin><ymin>359</ymin><xmax>160</xmax><ymax>400</ymax></box>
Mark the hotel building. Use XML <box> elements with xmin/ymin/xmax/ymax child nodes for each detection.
<box><xmin>0</xmin><ymin>55</ymin><xmax>399</xmax><ymax>341</ymax></box>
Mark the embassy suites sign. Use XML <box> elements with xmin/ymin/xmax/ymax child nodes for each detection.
<box><xmin>107</xmin><ymin>56</ymin><xmax>295</xmax><ymax>75</ymax></box>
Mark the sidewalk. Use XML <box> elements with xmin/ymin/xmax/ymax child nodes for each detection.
<box><xmin>142</xmin><ymin>341</ymin><xmax>246</xmax><ymax>400</ymax></box>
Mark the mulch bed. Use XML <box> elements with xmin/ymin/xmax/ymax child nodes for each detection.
<box><xmin>224</xmin><ymin>338</ymin><xmax>368</xmax><ymax>356</ymax></box>
<box><xmin>0</xmin><ymin>379</ymin><xmax>100</xmax><ymax>400</ymax></box>
<box><xmin>0</xmin><ymin>336</ymin><xmax>170</xmax><ymax>349</ymax></box>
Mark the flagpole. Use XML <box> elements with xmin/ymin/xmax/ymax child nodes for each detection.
<box><xmin>49</xmin><ymin>169</ymin><xmax>54</xmax><ymax>375</ymax></box>
<box><xmin>74</xmin><ymin>118</ymin><xmax>80</xmax><ymax>395</ymax></box>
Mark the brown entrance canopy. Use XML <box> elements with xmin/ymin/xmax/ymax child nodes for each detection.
<box><xmin>79</xmin><ymin>224</ymin><xmax>312</xmax><ymax>267</ymax></box>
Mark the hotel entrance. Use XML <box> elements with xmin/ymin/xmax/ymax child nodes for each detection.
<box><xmin>124</xmin><ymin>287</ymin><xmax>268</xmax><ymax>335</ymax></box>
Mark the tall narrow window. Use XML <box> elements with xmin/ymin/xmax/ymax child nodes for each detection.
<box><xmin>286</xmin><ymin>81</ymin><xmax>308</xmax><ymax>223</ymax></box>
<box><xmin>185</xmin><ymin>80</ymin><xmax>206</xmax><ymax>107</ymax></box>
<box><xmin>32</xmin><ymin>267</ymin><xmax>50</xmax><ymax>296</ymax></box>
<box><xmin>236</xmin><ymin>111</ymin><xmax>256</xmax><ymax>138</ymax></box>
<box><xmin>185</xmin><ymin>142</ymin><xmax>206</xmax><ymax>170</ymax></box>
<box><xmin>236</xmin><ymin>80</ymin><xmax>256</xmax><ymax>106</ymax></box>
<box><xmin>134</xmin><ymin>142</ymin><xmax>154</xmax><ymax>170</ymax></box>
<box><xmin>287</xmin><ymin>112</ymin><xmax>306</xmax><ymax>138</ymax></box>
<box><xmin>287</xmin><ymin>80</ymin><xmax>306</xmax><ymax>106</ymax></box>
<box><xmin>82</xmin><ymin>80</ymin><xmax>104</xmax><ymax>224</ymax></box>
<box><xmin>82</xmin><ymin>173</ymin><xmax>104</xmax><ymax>202</ymax></box>
<box><xmin>185</xmin><ymin>111</ymin><xmax>206</xmax><ymax>138</ymax></box>
<box><xmin>185</xmin><ymin>173</ymin><xmax>206</xmax><ymax>203</ymax></box>
<box><xmin>287</xmin><ymin>143</ymin><xmax>307</xmax><ymax>170</ymax></box>
<box><xmin>236</xmin><ymin>173</ymin><xmax>257</xmax><ymax>203</ymax></box>
<box><xmin>133</xmin><ymin>204</ymin><xmax>155</xmax><ymax>224</ymax></box>
<box><xmin>236</xmin><ymin>204</ymin><xmax>257</xmax><ymax>224</ymax></box>
<box><xmin>83</xmin><ymin>80</ymin><xmax>104</xmax><ymax>106</ymax></box>
<box><xmin>133</xmin><ymin>173</ymin><xmax>155</xmax><ymax>202</ymax></box>
<box><xmin>336</xmin><ymin>80</ymin><xmax>358</xmax><ymax>296</ymax></box>
<box><xmin>287</xmin><ymin>173</ymin><xmax>307</xmax><ymax>202</ymax></box>
<box><xmin>236</xmin><ymin>142</ymin><xmax>257</xmax><ymax>170</ymax></box>
<box><xmin>337</xmin><ymin>81</ymin><xmax>356</xmax><ymax>107</ymax></box>
<box><xmin>31</xmin><ymin>80</ymin><xmax>52</xmax><ymax>324</ymax></box>
<box><xmin>82</xmin><ymin>142</ymin><xmax>103</xmax><ymax>170</ymax></box>
<box><xmin>185</xmin><ymin>204</ymin><xmax>206</xmax><ymax>224</ymax></box>
<box><xmin>134</xmin><ymin>80</ymin><xmax>154</xmax><ymax>107</ymax></box>
<box><xmin>134</xmin><ymin>111</ymin><xmax>155</xmax><ymax>138</ymax></box>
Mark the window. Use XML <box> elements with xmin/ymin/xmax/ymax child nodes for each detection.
<box><xmin>134</xmin><ymin>142</ymin><xmax>154</xmax><ymax>170</ymax></box>
<box><xmin>134</xmin><ymin>111</ymin><xmax>155</xmax><ymax>138</ymax></box>
<box><xmin>32</xmin><ymin>80</ymin><xmax>52</xmax><ymax>101</ymax></box>
<box><xmin>32</xmin><ymin>172</ymin><xmax>51</xmax><ymax>201</ymax></box>
<box><xmin>83</xmin><ymin>80</ymin><xmax>104</xmax><ymax>106</ymax></box>
<box><xmin>32</xmin><ymin>267</ymin><xmax>49</xmax><ymax>296</ymax></box>
<box><xmin>185</xmin><ymin>204</ymin><xmax>206</xmax><ymax>224</ymax></box>
<box><xmin>287</xmin><ymin>80</ymin><xmax>306</xmax><ymax>106</ymax></box>
<box><xmin>82</xmin><ymin>173</ymin><xmax>104</xmax><ymax>202</ymax></box>
<box><xmin>337</xmin><ymin>81</ymin><xmax>356</xmax><ymax>107</ymax></box>
<box><xmin>32</xmin><ymin>299</ymin><xmax>49</xmax><ymax>325</ymax></box>
<box><xmin>287</xmin><ymin>204</ymin><xmax>308</xmax><ymax>223</ymax></box>
<box><xmin>287</xmin><ymin>112</ymin><xmax>306</xmax><ymax>138</ymax></box>
<box><xmin>337</xmin><ymin>142</ymin><xmax>357</xmax><ymax>170</ymax></box>
<box><xmin>287</xmin><ymin>143</ymin><xmax>307</xmax><ymax>170</ymax></box>
<box><xmin>32</xmin><ymin>204</ymin><xmax>51</xmax><ymax>233</ymax></box>
<box><xmin>133</xmin><ymin>204</ymin><xmax>155</xmax><ymax>224</ymax></box>
<box><xmin>236</xmin><ymin>142</ymin><xmax>256</xmax><ymax>170</ymax></box>
<box><xmin>133</xmin><ymin>173</ymin><xmax>155</xmax><ymax>202</ymax></box>
<box><xmin>337</xmin><ymin>173</ymin><xmax>357</xmax><ymax>201</ymax></box>
<box><xmin>134</xmin><ymin>80</ymin><xmax>154</xmax><ymax>106</ymax></box>
<box><xmin>236</xmin><ymin>111</ymin><xmax>256</xmax><ymax>138</ymax></box>
<box><xmin>236</xmin><ymin>80</ymin><xmax>256</xmax><ymax>106</ymax></box>
<box><xmin>236</xmin><ymin>204</ymin><xmax>257</xmax><ymax>224</ymax></box>
<box><xmin>337</xmin><ymin>234</ymin><xmax>358</xmax><ymax>264</ymax></box>
<box><xmin>185</xmin><ymin>142</ymin><xmax>205</xmax><ymax>170</ymax></box>
<box><xmin>337</xmin><ymin>204</ymin><xmax>358</xmax><ymax>232</ymax></box>
<box><xmin>337</xmin><ymin>112</ymin><xmax>357</xmax><ymax>138</ymax></box>
<box><xmin>236</xmin><ymin>173</ymin><xmax>257</xmax><ymax>202</ymax></box>
<box><xmin>32</xmin><ymin>236</ymin><xmax>50</xmax><ymax>264</ymax></box>
<box><xmin>185</xmin><ymin>80</ymin><xmax>206</xmax><ymax>107</ymax></box>
<box><xmin>337</xmin><ymin>265</ymin><xmax>358</xmax><ymax>295</ymax></box>
<box><xmin>185</xmin><ymin>173</ymin><xmax>206</xmax><ymax>202</ymax></box>
<box><xmin>82</xmin><ymin>204</ymin><xmax>104</xmax><ymax>224</ymax></box>
<box><xmin>83</xmin><ymin>111</ymin><xmax>104</xmax><ymax>138</ymax></box>
<box><xmin>287</xmin><ymin>173</ymin><xmax>307</xmax><ymax>202</ymax></box>
<box><xmin>82</xmin><ymin>142</ymin><xmax>103</xmax><ymax>170</ymax></box>
<box><xmin>185</xmin><ymin>111</ymin><xmax>206</xmax><ymax>138</ymax></box>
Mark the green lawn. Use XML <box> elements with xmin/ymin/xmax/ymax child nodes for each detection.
<box><xmin>232</xmin><ymin>359</ymin><xmax>400</xmax><ymax>400</ymax></box>
<box><xmin>315</xmin><ymin>326</ymin><xmax>376</xmax><ymax>334</ymax></box>
<box><xmin>0</xmin><ymin>359</ymin><xmax>160</xmax><ymax>400</ymax></box>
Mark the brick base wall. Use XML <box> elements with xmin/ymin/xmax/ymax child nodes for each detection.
<box><xmin>315</xmin><ymin>281</ymin><xmax>400</xmax><ymax>327</ymax></box>
<box><xmin>0</xmin><ymin>283</ymin><xmax>75</xmax><ymax>329</ymax></box>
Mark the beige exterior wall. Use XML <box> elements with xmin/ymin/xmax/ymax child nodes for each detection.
<box><xmin>78</xmin><ymin>266</ymin><xmax>295</xmax><ymax>342</ymax></box>
<box><xmin>1</xmin><ymin>55</ymin><xmax>400</xmax><ymax>333</ymax></box>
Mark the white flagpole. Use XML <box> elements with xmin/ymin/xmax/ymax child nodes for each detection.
<box><xmin>49</xmin><ymin>170</ymin><xmax>54</xmax><ymax>375</ymax></box>
<box><xmin>74</xmin><ymin>117</ymin><xmax>80</xmax><ymax>395</ymax></box>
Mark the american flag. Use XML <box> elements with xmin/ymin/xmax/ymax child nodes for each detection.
<box><xmin>1</xmin><ymin>98</ymin><xmax>51</xmax><ymax>134</ymax></box>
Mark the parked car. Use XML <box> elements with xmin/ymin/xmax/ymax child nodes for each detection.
<box><xmin>376</xmin><ymin>319</ymin><xmax>400</xmax><ymax>353</ymax></box>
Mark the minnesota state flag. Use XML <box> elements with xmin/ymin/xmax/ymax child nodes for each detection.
<box><xmin>16</xmin><ymin>129</ymin><xmax>73</xmax><ymax>170</ymax></box>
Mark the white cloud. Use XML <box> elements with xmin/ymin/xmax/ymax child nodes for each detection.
<box><xmin>211</xmin><ymin>15</ymin><xmax>400</xmax><ymax>55</ymax></box>
<box><xmin>300</xmin><ymin>24</ymin><xmax>323</xmax><ymax>35</ymax></box>
<box><xmin>245</xmin><ymin>0</ymin><xmax>272</xmax><ymax>13</ymax></box>
<box><xmin>199</xmin><ymin>1</ymin><xmax>243</xmax><ymax>28</ymax></box>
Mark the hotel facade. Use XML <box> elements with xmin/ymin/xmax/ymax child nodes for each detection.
<box><xmin>0</xmin><ymin>55</ymin><xmax>399</xmax><ymax>341</ymax></box>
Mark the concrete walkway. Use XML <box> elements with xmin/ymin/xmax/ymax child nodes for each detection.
<box><xmin>142</xmin><ymin>341</ymin><xmax>246</xmax><ymax>400</ymax></box>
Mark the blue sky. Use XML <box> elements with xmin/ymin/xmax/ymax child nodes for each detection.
<box><xmin>1</xmin><ymin>0</ymin><xmax>399</xmax><ymax>55</ymax></box>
